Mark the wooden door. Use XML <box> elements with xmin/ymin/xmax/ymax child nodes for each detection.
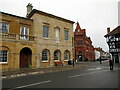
<box><xmin>20</xmin><ymin>48</ymin><xmax>32</xmax><ymax>68</ymax></box>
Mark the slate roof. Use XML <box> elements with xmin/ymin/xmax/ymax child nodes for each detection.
<box><xmin>0</xmin><ymin>11</ymin><xmax>33</xmax><ymax>21</ymax></box>
<box><xmin>104</xmin><ymin>26</ymin><xmax>120</xmax><ymax>37</ymax></box>
<box><xmin>27</xmin><ymin>9</ymin><xmax>75</xmax><ymax>24</ymax></box>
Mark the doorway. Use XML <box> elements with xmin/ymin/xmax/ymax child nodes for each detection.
<box><xmin>76</xmin><ymin>51</ymin><xmax>83</xmax><ymax>62</ymax></box>
<box><xmin>20</xmin><ymin>47</ymin><xmax>32</xmax><ymax>68</ymax></box>
<box><xmin>77</xmin><ymin>55</ymin><xmax>82</xmax><ymax>61</ymax></box>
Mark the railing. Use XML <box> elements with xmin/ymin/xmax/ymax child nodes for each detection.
<box><xmin>0</xmin><ymin>33</ymin><xmax>36</xmax><ymax>41</ymax></box>
<box><xmin>19</xmin><ymin>35</ymin><xmax>36</xmax><ymax>41</ymax></box>
<box><xmin>0</xmin><ymin>33</ymin><xmax>16</xmax><ymax>39</ymax></box>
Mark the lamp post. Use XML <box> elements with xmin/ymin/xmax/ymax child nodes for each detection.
<box><xmin>72</xmin><ymin>36</ymin><xmax>75</xmax><ymax>66</ymax></box>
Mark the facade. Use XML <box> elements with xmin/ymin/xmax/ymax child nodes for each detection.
<box><xmin>27</xmin><ymin>4</ymin><xmax>74</xmax><ymax>67</ymax></box>
<box><xmin>0</xmin><ymin>3</ymin><xmax>74</xmax><ymax>71</ymax></box>
<box><xmin>0</xmin><ymin>12</ymin><xmax>36</xmax><ymax>71</ymax></box>
<box><xmin>104</xmin><ymin>26</ymin><xmax>120</xmax><ymax>63</ymax></box>
<box><xmin>74</xmin><ymin>22</ymin><xmax>95</xmax><ymax>62</ymax></box>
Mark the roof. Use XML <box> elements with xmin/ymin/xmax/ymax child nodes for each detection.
<box><xmin>0</xmin><ymin>11</ymin><xmax>33</xmax><ymax>21</ymax></box>
<box><xmin>104</xmin><ymin>26</ymin><xmax>120</xmax><ymax>37</ymax></box>
<box><xmin>76</xmin><ymin>22</ymin><xmax>82</xmax><ymax>30</ymax></box>
<box><xmin>27</xmin><ymin>9</ymin><xmax>75</xmax><ymax>24</ymax></box>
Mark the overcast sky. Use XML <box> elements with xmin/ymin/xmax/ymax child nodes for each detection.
<box><xmin>0</xmin><ymin>0</ymin><xmax>119</xmax><ymax>51</ymax></box>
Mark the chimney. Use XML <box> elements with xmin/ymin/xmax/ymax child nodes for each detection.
<box><xmin>26</xmin><ymin>3</ymin><xmax>33</xmax><ymax>17</ymax></box>
<box><xmin>107</xmin><ymin>27</ymin><xmax>110</xmax><ymax>34</ymax></box>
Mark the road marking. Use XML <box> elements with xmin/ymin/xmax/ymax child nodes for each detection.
<box><xmin>9</xmin><ymin>80</ymin><xmax>51</xmax><ymax>90</ymax></box>
<box><xmin>87</xmin><ymin>68</ymin><xmax>102</xmax><ymax>71</ymax></box>
<box><xmin>2</xmin><ymin>71</ymin><xmax>45</xmax><ymax>79</ymax></box>
<box><xmin>69</xmin><ymin>68</ymin><xmax>119</xmax><ymax>79</ymax></box>
<box><xmin>28</xmin><ymin>72</ymin><xmax>40</xmax><ymax>75</ymax></box>
<box><xmin>69</xmin><ymin>72</ymin><xmax>96</xmax><ymax>78</ymax></box>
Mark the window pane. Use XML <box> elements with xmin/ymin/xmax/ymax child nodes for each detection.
<box><xmin>20</xmin><ymin>27</ymin><xmax>29</xmax><ymax>35</ymax></box>
<box><xmin>0</xmin><ymin>50</ymin><xmax>8</xmax><ymax>63</ymax></box>
<box><xmin>55</xmin><ymin>28</ymin><xmax>60</xmax><ymax>40</ymax></box>
<box><xmin>43</xmin><ymin>26</ymin><xmax>49</xmax><ymax>38</ymax></box>
<box><xmin>64</xmin><ymin>30</ymin><xmax>69</xmax><ymax>40</ymax></box>
<box><xmin>25</xmin><ymin>28</ymin><xmax>28</xmax><ymax>35</ymax></box>
<box><xmin>54</xmin><ymin>51</ymin><xmax>60</xmax><ymax>61</ymax></box>
<box><xmin>80</xmin><ymin>40</ymin><xmax>83</xmax><ymax>45</ymax></box>
<box><xmin>0</xmin><ymin>22</ymin><xmax>9</xmax><ymax>32</ymax></box>
<box><xmin>20</xmin><ymin>27</ymin><xmax>29</xmax><ymax>40</ymax></box>
<box><xmin>21</xmin><ymin>27</ymin><xmax>24</xmax><ymax>35</ymax></box>
<box><xmin>64</xmin><ymin>51</ymin><xmax>69</xmax><ymax>60</ymax></box>
<box><xmin>42</xmin><ymin>50</ymin><xmax>49</xmax><ymax>61</ymax></box>
<box><xmin>0</xmin><ymin>22</ymin><xmax>2</xmax><ymax>32</ymax></box>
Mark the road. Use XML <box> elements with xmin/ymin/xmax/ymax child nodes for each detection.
<box><xmin>2</xmin><ymin>61</ymin><xmax>120</xmax><ymax>89</ymax></box>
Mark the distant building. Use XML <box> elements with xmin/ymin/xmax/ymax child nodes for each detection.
<box><xmin>74</xmin><ymin>22</ymin><xmax>95</xmax><ymax>62</ymax></box>
<box><xmin>104</xmin><ymin>26</ymin><xmax>120</xmax><ymax>63</ymax></box>
<box><xmin>94</xmin><ymin>48</ymin><xmax>101</xmax><ymax>60</ymax></box>
<box><xmin>94</xmin><ymin>47</ymin><xmax>111</xmax><ymax>60</ymax></box>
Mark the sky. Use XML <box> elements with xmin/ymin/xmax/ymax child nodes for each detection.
<box><xmin>0</xmin><ymin>0</ymin><xmax>119</xmax><ymax>51</ymax></box>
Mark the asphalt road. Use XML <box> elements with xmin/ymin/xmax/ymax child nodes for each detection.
<box><xmin>2</xmin><ymin>61</ymin><xmax>120</xmax><ymax>89</ymax></box>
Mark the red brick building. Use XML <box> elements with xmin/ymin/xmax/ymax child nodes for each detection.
<box><xmin>74</xmin><ymin>22</ymin><xmax>95</xmax><ymax>62</ymax></box>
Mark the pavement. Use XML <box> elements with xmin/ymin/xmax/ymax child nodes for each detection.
<box><xmin>1</xmin><ymin>60</ymin><xmax>111</xmax><ymax>79</ymax></box>
<box><xmin>1</xmin><ymin>63</ymin><xmax>89</xmax><ymax>79</ymax></box>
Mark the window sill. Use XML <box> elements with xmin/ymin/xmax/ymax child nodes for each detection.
<box><xmin>64</xmin><ymin>60</ymin><xmax>69</xmax><ymax>61</ymax></box>
<box><xmin>64</xmin><ymin>40</ymin><xmax>70</xmax><ymax>42</ymax></box>
<box><xmin>0</xmin><ymin>62</ymin><xmax>8</xmax><ymax>64</ymax></box>
<box><xmin>42</xmin><ymin>61</ymin><xmax>49</xmax><ymax>63</ymax></box>
<box><xmin>43</xmin><ymin>37</ymin><xmax>51</xmax><ymax>40</ymax></box>
<box><xmin>54</xmin><ymin>60</ymin><xmax>60</xmax><ymax>62</ymax></box>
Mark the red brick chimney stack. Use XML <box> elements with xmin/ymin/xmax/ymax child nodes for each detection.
<box><xmin>107</xmin><ymin>27</ymin><xmax>110</xmax><ymax>34</ymax></box>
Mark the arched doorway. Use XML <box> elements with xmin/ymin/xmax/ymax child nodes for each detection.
<box><xmin>77</xmin><ymin>51</ymin><xmax>83</xmax><ymax>62</ymax></box>
<box><xmin>20</xmin><ymin>47</ymin><xmax>32</xmax><ymax>68</ymax></box>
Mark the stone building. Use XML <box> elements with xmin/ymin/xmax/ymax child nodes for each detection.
<box><xmin>0</xmin><ymin>3</ymin><xmax>74</xmax><ymax>71</ymax></box>
<box><xmin>0</xmin><ymin>12</ymin><xmax>36</xmax><ymax>71</ymax></box>
<box><xmin>26</xmin><ymin>3</ymin><xmax>75</xmax><ymax>67</ymax></box>
<box><xmin>74</xmin><ymin>22</ymin><xmax>95</xmax><ymax>62</ymax></box>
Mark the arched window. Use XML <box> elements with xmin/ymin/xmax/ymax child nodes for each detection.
<box><xmin>42</xmin><ymin>49</ymin><xmax>49</xmax><ymax>62</ymax></box>
<box><xmin>54</xmin><ymin>50</ymin><xmax>61</xmax><ymax>61</ymax></box>
<box><xmin>64</xmin><ymin>50</ymin><xmax>70</xmax><ymax>61</ymax></box>
<box><xmin>78</xmin><ymin>51</ymin><xmax>82</xmax><ymax>55</ymax></box>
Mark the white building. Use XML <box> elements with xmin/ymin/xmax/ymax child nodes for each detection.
<box><xmin>94</xmin><ymin>49</ymin><xmax>100</xmax><ymax>60</ymax></box>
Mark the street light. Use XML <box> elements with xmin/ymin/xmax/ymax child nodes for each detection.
<box><xmin>72</xmin><ymin>36</ymin><xmax>75</xmax><ymax>67</ymax></box>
